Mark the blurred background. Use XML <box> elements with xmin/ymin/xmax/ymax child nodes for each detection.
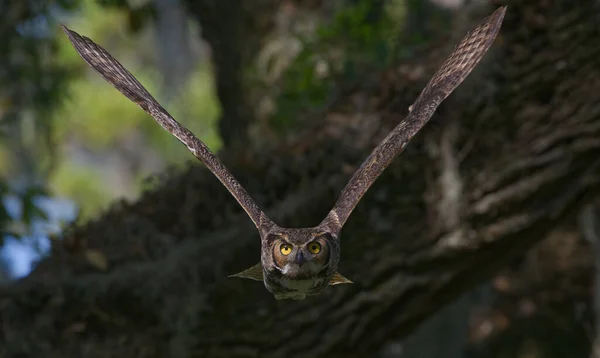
<box><xmin>1</xmin><ymin>0</ymin><xmax>221</xmax><ymax>277</ymax></box>
<box><xmin>0</xmin><ymin>0</ymin><xmax>597</xmax><ymax>357</ymax></box>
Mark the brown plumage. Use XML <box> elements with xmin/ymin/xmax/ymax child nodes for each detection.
<box><xmin>61</xmin><ymin>6</ymin><xmax>506</xmax><ymax>300</ymax></box>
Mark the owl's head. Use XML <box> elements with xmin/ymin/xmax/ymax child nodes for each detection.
<box><xmin>231</xmin><ymin>225</ymin><xmax>352</xmax><ymax>300</ymax></box>
<box><xmin>266</xmin><ymin>228</ymin><xmax>335</xmax><ymax>280</ymax></box>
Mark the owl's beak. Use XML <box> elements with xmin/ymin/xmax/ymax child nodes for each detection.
<box><xmin>295</xmin><ymin>250</ymin><xmax>306</xmax><ymax>266</ymax></box>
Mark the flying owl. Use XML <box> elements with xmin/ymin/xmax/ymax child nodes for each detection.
<box><xmin>62</xmin><ymin>6</ymin><xmax>506</xmax><ymax>300</ymax></box>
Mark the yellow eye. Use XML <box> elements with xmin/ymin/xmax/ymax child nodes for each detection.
<box><xmin>280</xmin><ymin>243</ymin><xmax>292</xmax><ymax>256</ymax></box>
<box><xmin>308</xmin><ymin>242</ymin><xmax>321</xmax><ymax>254</ymax></box>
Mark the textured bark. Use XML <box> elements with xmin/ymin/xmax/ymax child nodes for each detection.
<box><xmin>581</xmin><ymin>203</ymin><xmax>600</xmax><ymax>358</ymax></box>
<box><xmin>1</xmin><ymin>0</ymin><xmax>600</xmax><ymax>357</ymax></box>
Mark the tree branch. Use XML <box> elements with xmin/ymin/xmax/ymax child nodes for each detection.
<box><xmin>1</xmin><ymin>0</ymin><xmax>600</xmax><ymax>357</ymax></box>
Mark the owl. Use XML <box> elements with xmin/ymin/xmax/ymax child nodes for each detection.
<box><xmin>61</xmin><ymin>6</ymin><xmax>506</xmax><ymax>300</ymax></box>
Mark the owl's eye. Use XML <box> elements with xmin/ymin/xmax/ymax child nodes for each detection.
<box><xmin>280</xmin><ymin>243</ymin><xmax>292</xmax><ymax>256</ymax></box>
<box><xmin>308</xmin><ymin>242</ymin><xmax>321</xmax><ymax>254</ymax></box>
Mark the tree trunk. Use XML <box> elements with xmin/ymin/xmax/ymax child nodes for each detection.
<box><xmin>184</xmin><ymin>0</ymin><xmax>277</xmax><ymax>147</ymax></box>
<box><xmin>581</xmin><ymin>203</ymin><xmax>600</xmax><ymax>358</ymax></box>
<box><xmin>392</xmin><ymin>284</ymin><xmax>493</xmax><ymax>358</ymax></box>
<box><xmin>1</xmin><ymin>0</ymin><xmax>600</xmax><ymax>357</ymax></box>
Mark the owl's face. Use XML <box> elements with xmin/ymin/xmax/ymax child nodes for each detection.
<box><xmin>260</xmin><ymin>227</ymin><xmax>340</xmax><ymax>300</ymax></box>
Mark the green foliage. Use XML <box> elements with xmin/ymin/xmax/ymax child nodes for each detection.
<box><xmin>0</xmin><ymin>0</ymin><xmax>83</xmax><ymax>240</ymax></box>
<box><xmin>1</xmin><ymin>184</ymin><xmax>50</xmax><ymax>242</ymax></box>
<box><xmin>316</xmin><ymin>1</ymin><xmax>391</xmax><ymax>56</ymax></box>
<box><xmin>50</xmin><ymin>162</ymin><xmax>112</xmax><ymax>221</ymax></box>
<box><xmin>20</xmin><ymin>186</ymin><xmax>50</xmax><ymax>226</ymax></box>
<box><xmin>0</xmin><ymin>1</ymin><xmax>75</xmax><ymax>136</ymax></box>
<box><xmin>0</xmin><ymin>183</ymin><xmax>9</xmax><ymax>240</ymax></box>
<box><xmin>48</xmin><ymin>0</ymin><xmax>220</xmax><ymax>219</ymax></box>
<box><xmin>96</xmin><ymin>0</ymin><xmax>157</xmax><ymax>33</ymax></box>
<box><xmin>273</xmin><ymin>49</ymin><xmax>336</xmax><ymax>130</ymax></box>
<box><xmin>272</xmin><ymin>0</ymin><xmax>404</xmax><ymax>130</ymax></box>
<box><xmin>1</xmin><ymin>0</ymin><xmax>220</xmax><ymax>229</ymax></box>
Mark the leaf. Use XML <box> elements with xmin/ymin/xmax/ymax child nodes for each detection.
<box><xmin>21</xmin><ymin>185</ymin><xmax>50</xmax><ymax>224</ymax></box>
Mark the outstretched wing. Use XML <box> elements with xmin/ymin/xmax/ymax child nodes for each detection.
<box><xmin>62</xmin><ymin>25</ymin><xmax>273</xmax><ymax>230</ymax></box>
<box><xmin>323</xmin><ymin>6</ymin><xmax>506</xmax><ymax>230</ymax></box>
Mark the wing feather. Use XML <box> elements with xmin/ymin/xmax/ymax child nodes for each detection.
<box><xmin>324</xmin><ymin>6</ymin><xmax>507</xmax><ymax>230</ymax></box>
<box><xmin>61</xmin><ymin>25</ymin><xmax>272</xmax><ymax>230</ymax></box>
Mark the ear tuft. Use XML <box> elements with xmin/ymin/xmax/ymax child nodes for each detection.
<box><xmin>229</xmin><ymin>263</ymin><xmax>264</xmax><ymax>281</ymax></box>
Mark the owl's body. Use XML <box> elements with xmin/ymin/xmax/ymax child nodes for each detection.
<box><xmin>264</xmin><ymin>269</ymin><xmax>329</xmax><ymax>300</ymax></box>
<box><xmin>62</xmin><ymin>6</ymin><xmax>506</xmax><ymax>300</ymax></box>
<box><xmin>226</xmin><ymin>225</ymin><xmax>348</xmax><ymax>299</ymax></box>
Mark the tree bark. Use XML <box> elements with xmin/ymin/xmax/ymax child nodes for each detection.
<box><xmin>1</xmin><ymin>0</ymin><xmax>600</xmax><ymax>357</ymax></box>
<box><xmin>581</xmin><ymin>203</ymin><xmax>600</xmax><ymax>358</ymax></box>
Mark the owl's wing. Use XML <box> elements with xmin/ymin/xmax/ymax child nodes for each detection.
<box><xmin>62</xmin><ymin>25</ymin><xmax>273</xmax><ymax>230</ymax></box>
<box><xmin>323</xmin><ymin>6</ymin><xmax>506</xmax><ymax>230</ymax></box>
